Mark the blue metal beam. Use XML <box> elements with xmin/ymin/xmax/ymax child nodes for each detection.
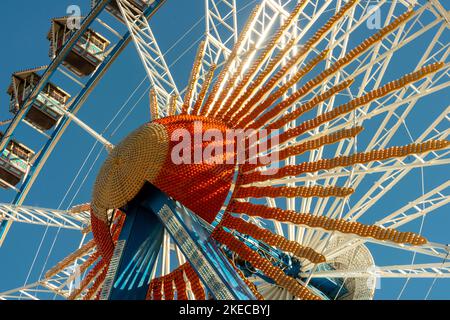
<box><xmin>120</xmin><ymin>183</ymin><xmax>257</xmax><ymax>300</ymax></box>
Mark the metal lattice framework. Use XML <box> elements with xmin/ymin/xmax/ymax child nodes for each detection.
<box><xmin>0</xmin><ymin>0</ymin><xmax>449</xmax><ymax>300</ymax></box>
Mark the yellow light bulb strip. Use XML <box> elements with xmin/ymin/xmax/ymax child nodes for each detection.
<box><xmin>168</xmin><ymin>93</ymin><xmax>179</xmax><ymax>116</ymax></box>
<box><xmin>274</xmin><ymin>62</ymin><xmax>444</xmax><ymax>146</ymax></box>
<box><xmin>261</xmin><ymin>79</ymin><xmax>354</xmax><ymax>131</ymax></box>
<box><xmin>219</xmin><ymin>38</ymin><xmax>296</xmax><ymax>120</ymax></box>
<box><xmin>69</xmin><ymin>262</ymin><xmax>105</xmax><ymax>300</ymax></box>
<box><xmin>233</xmin><ymin>185</ymin><xmax>354</xmax><ymax>199</ymax></box>
<box><xmin>244</xmin><ymin>126</ymin><xmax>363</xmax><ymax>169</ymax></box>
<box><xmin>45</xmin><ymin>239</ymin><xmax>95</xmax><ymax>278</ymax></box>
<box><xmin>214</xmin><ymin>44</ymin><xmax>259</xmax><ymax>119</ymax></box>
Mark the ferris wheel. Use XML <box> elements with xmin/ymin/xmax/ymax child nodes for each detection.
<box><xmin>0</xmin><ymin>0</ymin><xmax>449</xmax><ymax>300</ymax></box>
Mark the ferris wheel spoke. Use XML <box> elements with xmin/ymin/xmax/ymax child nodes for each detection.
<box><xmin>1</xmin><ymin>0</ymin><xmax>448</xmax><ymax>301</ymax></box>
<box><xmin>299</xmin><ymin>179</ymin><xmax>449</xmax><ymax>251</ymax></box>
<box><xmin>116</xmin><ymin>0</ymin><xmax>181</xmax><ymax>116</ymax></box>
<box><xmin>226</xmin><ymin>0</ymin><xmax>355</xmax><ymax>124</ymax></box>
<box><xmin>376</xmin><ymin>181</ymin><xmax>450</xmax><ymax>229</ymax></box>
<box><xmin>281</xmin><ymin>3</ymin><xmax>437</xmax><ymax>243</ymax></box>
<box><xmin>298</xmin><ymin>75</ymin><xmax>449</xmax><ymax>247</ymax></box>
<box><xmin>300</xmin><ymin>262</ymin><xmax>450</xmax><ymax>279</ymax></box>
<box><xmin>0</xmin><ymin>247</ymin><xmax>95</xmax><ymax>300</ymax></box>
<box><xmin>298</xmin><ymin>3</ymin><xmax>447</xmax><ymax>137</ymax></box>
<box><xmin>303</xmin><ymin>103</ymin><xmax>449</xmax><ymax>236</ymax></box>
<box><xmin>308</xmin><ymin>237</ymin><xmax>450</xmax><ymax>271</ymax></box>
<box><xmin>194</xmin><ymin>0</ymin><xmax>238</xmax><ymax>100</ymax></box>
<box><xmin>0</xmin><ymin>204</ymin><xmax>90</xmax><ymax>231</ymax></box>
<box><xmin>0</xmin><ymin>281</ymin><xmax>67</xmax><ymax>300</ymax></box>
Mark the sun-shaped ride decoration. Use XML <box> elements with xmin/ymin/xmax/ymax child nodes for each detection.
<box><xmin>77</xmin><ymin>1</ymin><xmax>448</xmax><ymax>300</ymax></box>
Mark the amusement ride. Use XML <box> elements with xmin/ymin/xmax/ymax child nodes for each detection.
<box><xmin>0</xmin><ymin>0</ymin><xmax>449</xmax><ymax>300</ymax></box>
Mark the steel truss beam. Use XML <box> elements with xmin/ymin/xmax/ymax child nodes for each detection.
<box><xmin>300</xmin><ymin>262</ymin><xmax>450</xmax><ymax>279</ymax></box>
<box><xmin>0</xmin><ymin>204</ymin><xmax>90</xmax><ymax>231</ymax></box>
<box><xmin>0</xmin><ymin>243</ymin><xmax>95</xmax><ymax>300</ymax></box>
<box><xmin>291</xmin><ymin>0</ymin><xmax>450</xmax><ymax>248</ymax></box>
<box><xmin>188</xmin><ymin>0</ymin><xmax>238</xmax><ymax>113</ymax></box>
<box><xmin>116</xmin><ymin>0</ymin><xmax>181</xmax><ymax>116</ymax></box>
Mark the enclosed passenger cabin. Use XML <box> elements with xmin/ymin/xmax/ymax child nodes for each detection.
<box><xmin>7</xmin><ymin>67</ymin><xmax>71</xmax><ymax>131</ymax></box>
<box><xmin>91</xmin><ymin>0</ymin><xmax>156</xmax><ymax>22</ymax></box>
<box><xmin>48</xmin><ymin>17</ymin><xmax>110</xmax><ymax>77</ymax></box>
<box><xmin>0</xmin><ymin>132</ymin><xmax>34</xmax><ymax>188</ymax></box>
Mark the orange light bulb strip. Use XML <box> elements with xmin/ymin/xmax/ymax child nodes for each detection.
<box><xmin>146</xmin><ymin>263</ymin><xmax>206</xmax><ymax>300</ymax></box>
<box><xmin>233</xmin><ymin>185</ymin><xmax>354</xmax><ymax>199</ymax></box>
<box><xmin>152</xmin><ymin>278</ymin><xmax>163</xmax><ymax>300</ymax></box>
<box><xmin>229</xmin><ymin>201</ymin><xmax>427</xmax><ymax>246</ymax></box>
<box><xmin>149</xmin><ymin>88</ymin><xmax>159</xmax><ymax>120</ymax></box>
<box><xmin>192</xmin><ymin>64</ymin><xmax>217</xmax><ymax>115</ymax></box>
<box><xmin>224</xmin><ymin>0</ymin><xmax>359</xmax><ymax>123</ymax></box>
<box><xmin>185</xmin><ymin>264</ymin><xmax>206</xmax><ymax>300</ymax></box>
<box><xmin>230</xmin><ymin>263</ymin><xmax>264</xmax><ymax>300</ymax></box>
<box><xmin>174</xmin><ymin>268</ymin><xmax>188</xmax><ymax>300</ymax></box>
<box><xmin>71</xmin><ymin>212</ymin><xmax>126</xmax><ymax>300</ymax></box>
<box><xmin>212</xmin><ymin>227</ymin><xmax>321</xmax><ymax>300</ymax></box>
<box><xmin>69</xmin><ymin>260</ymin><xmax>106</xmax><ymax>300</ymax></box>
<box><xmin>201</xmin><ymin>5</ymin><xmax>261</xmax><ymax>117</ymax></box>
<box><xmin>68</xmin><ymin>210</ymin><xmax>125</xmax><ymax>300</ymax></box>
<box><xmin>78</xmin><ymin>251</ymin><xmax>101</xmax><ymax>276</ymax></box>
<box><xmin>244</xmin><ymin>126</ymin><xmax>363</xmax><ymax>169</ymax></box>
<box><xmin>233</xmin><ymin>10</ymin><xmax>416</xmax><ymax>129</ymax></box>
<box><xmin>79</xmin><ymin>215</ymin><xmax>125</xmax><ymax>293</ymax></box>
<box><xmin>242</xmin><ymin>140</ymin><xmax>450</xmax><ymax>184</ymax></box>
<box><xmin>182</xmin><ymin>41</ymin><xmax>206</xmax><ymax>114</ymax></box>
<box><xmin>163</xmin><ymin>274</ymin><xmax>175</xmax><ymax>300</ymax></box>
<box><xmin>211</xmin><ymin>0</ymin><xmax>308</xmax><ymax>119</ymax></box>
<box><xmin>84</xmin><ymin>267</ymin><xmax>108</xmax><ymax>300</ymax></box>
<box><xmin>232</xmin><ymin>50</ymin><xmax>329</xmax><ymax>128</ymax></box>
<box><xmin>168</xmin><ymin>93</ymin><xmax>179</xmax><ymax>117</ymax></box>
<box><xmin>221</xmin><ymin>214</ymin><xmax>325</xmax><ymax>263</ymax></box>
<box><xmin>262</xmin><ymin>79</ymin><xmax>354</xmax><ymax>131</ymax></box>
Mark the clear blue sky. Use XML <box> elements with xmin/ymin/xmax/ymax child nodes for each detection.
<box><xmin>0</xmin><ymin>0</ymin><xmax>448</xmax><ymax>300</ymax></box>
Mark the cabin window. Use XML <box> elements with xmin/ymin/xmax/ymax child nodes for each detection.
<box><xmin>78</xmin><ymin>33</ymin><xmax>106</xmax><ymax>56</ymax></box>
<box><xmin>9</xmin><ymin>143</ymin><xmax>31</xmax><ymax>162</ymax></box>
<box><xmin>48</xmin><ymin>88</ymin><xmax>66</xmax><ymax>104</ymax></box>
<box><xmin>0</xmin><ymin>145</ymin><xmax>30</xmax><ymax>173</ymax></box>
